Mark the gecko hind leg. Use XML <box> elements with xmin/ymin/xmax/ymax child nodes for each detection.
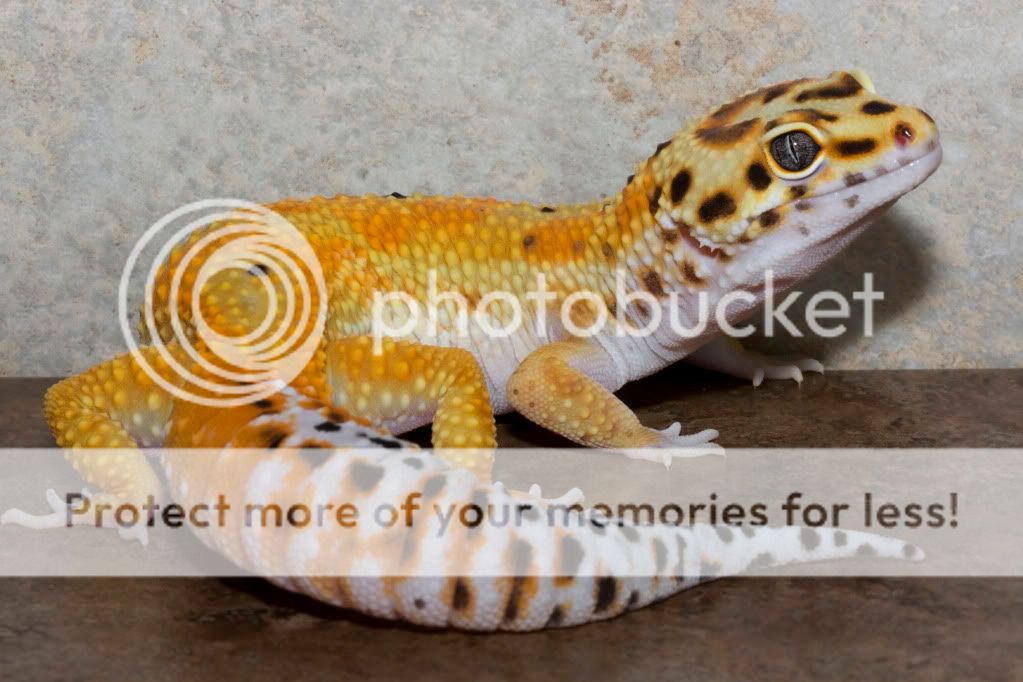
<box><xmin>685</xmin><ymin>336</ymin><xmax>824</xmax><ymax>387</ymax></box>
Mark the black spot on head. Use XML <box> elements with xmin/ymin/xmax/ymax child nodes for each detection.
<box><xmin>862</xmin><ymin>100</ymin><xmax>896</xmax><ymax>115</ymax></box>
<box><xmin>403</xmin><ymin>457</ymin><xmax>424</xmax><ymax>469</ymax></box>
<box><xmin>452</xmin><ymin>578</ymin><xmax>470</xmax><ymax>610</ymax></box>
<box><xmin>694</xmin><ymin>119</ymin><xmax>758</xmax><ymax>145</ymax></box>
<box><xmin>835</xmin><ymin>138</ymin><xmax>877</xmax><ymax>157</ymax></box>
<box><xmin>540</xmin><ymin>206</ymin><xmax>556</xmax><ymax>213</ymax></box>
<box><xmin>653</xmin><ymin>139</ymin><xmax>671</xmax><ymax>157</ymax></box>
<box><xmin>800</xmin><ymin>527</ymin><xmax>822</xmax><ymax>551</ymax></box>
<box><xmin>834</xmin><ymin>530</ymin><xmax>848</xmax><ymax>547</ymax></box>
<box><xmin>350</xmin><ymin>460</ymin><xmax>385</xmax><ymax>491</ymax></box>
<box><xmin>714</xmin><ymin>526</ymin><xmax>734</xmax><ymax>543</ymax></box>
<box><xmin>795</xmin><ymin>200</ymin><xmax>812</xmax><ymax>212</ymax></box>
<box><xmin>523</xmin><ymin>235</ymin><xmax>536</xmax><ymax>248</ymax></box>
<box><xmin>758</xmin><ymin>209</ymin><xmax>781</xmax><ymax>229</ymax></box>
<box><xmin>748</xmin><ymin>552</ymin><xmax>775</xmax><ymax>570</ymax></box>
<box><xmin>414</xmin><ymin>598</ymin><xmax>426</xmax><ymax>609</ymax></box>
<box><xmin>642</xmin><ymin>271</ymin><xmax>664</xmax><ymax>297</ymax></box>
<box><xmin>594</xmin><ymin>577</ymin><xmax>618</xmax><ymax>613</ymax></box>
<box><xmin>670</xmin><ymin>170</ymin><xmax>691</xmax><ymax>204</ymax></box>
<box><xmin>559</xmin><ymin>535</ymin><xmax>585</xmax><ymax>577</ymax></box>
<box><xmin>855</xmin><ymin>544</ymin><xmax>878</xmax><ymax>557</ymax></box>
<box><xmin>315</xmin><ymin>421</ymin><xmax>341</xmax><ymax>432</ymax></box>
<box><xmin>698</xmin><ymin>192</ymin><xmax>737</xmax><ymax>222</ymax></box>
<box><xmin>747</xmin><ymin>162</ymin><xmax>772</xmax><ymax>191</ymax></box>
<box><xmin>790</xmin><ymin>184</ymin><xmax>808</xmax><ymax>199</ymax></box>
<box><xmin>389</xmin><ymin>191</ymin><xmax>407</xmax><ymax>199</ymax></box>
<box><xmin>761</xmin><ymin>82</ymin><xmax>792</xmax><ymax>104</ymax></box>
<box><xmin>368</xmin><ymin>436</ymin><xmax>403</xmax><ymax>449</ymax></box>
<box><xmin>845</xmin><ymin>195</ymin><xmax>860</xmax><ymax>208</ymax></box>
<box><xmin>844</xmin><ymin>172</ymin><xmax>867</xmax><ymax>187</ymax></box>
<box><xmin>625</xmin><ymin>173</ymin><xmax>635</xmax><ymax>185</ymax></box>
<box><xmin>795</xmin><ymin>73</ymin><xmax>862</xmax><ymax>102</ymax></box>
<box><xmin>627</xmin><ymin>590</ymin><xmax>640</xmax><ymax>609</ymax></box>
<box><xmin>648</xmin><ymin>185</ymin><xmax>662</xmax><ymax>216</ymax></box>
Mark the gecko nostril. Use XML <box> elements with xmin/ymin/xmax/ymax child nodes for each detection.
<box><xmin>894</xmin><ymin>123</ymin><xmax>915</xmax><ymax>148</ymax></box>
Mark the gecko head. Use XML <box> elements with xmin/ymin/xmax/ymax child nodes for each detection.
<box><xmin>647</xmin><ymin>70</ymin><xmax>941</xmax><ymax>287</ymax></box>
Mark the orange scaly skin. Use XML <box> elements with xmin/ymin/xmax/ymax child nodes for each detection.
<box><xmin>5</xmin><ymin>71</ymin><xmax>941</xmax><ymax>629</ymax></box>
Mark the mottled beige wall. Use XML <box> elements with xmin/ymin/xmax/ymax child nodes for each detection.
<box><xmin>1</xmin><ymin>1</ymin><xmax>1019</xmax><ymax>375</ymax></box>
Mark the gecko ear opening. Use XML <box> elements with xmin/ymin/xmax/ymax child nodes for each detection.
<box><xmin>848</xmin><ymin>68</ymin><xmax>876</xmax><ymax>94</ymax></box>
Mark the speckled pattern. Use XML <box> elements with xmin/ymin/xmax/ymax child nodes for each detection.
<box><xmin>0</xmin><ymin>1</ymin><xmax>1019</xmax><ymax>375</ymax></box>
<box><xmin>0</xmin><ymin>370</ymin><xmax>1020</xmax><ymax>679</ymax></box>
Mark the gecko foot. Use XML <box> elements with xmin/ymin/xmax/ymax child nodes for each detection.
<box><xmin>628</xmin><ymin>423</ymin><xmax>724</xmax><ymax>468</ymax></box>
<box><xmin>749</xmin><ymin>355</ymin><xmax>824</xmax><ymax>387</ymax></box>
<box><xmin>493</xmin><ymin>482</ymin><xmax>585</xmax><ymax>508</ymax></box>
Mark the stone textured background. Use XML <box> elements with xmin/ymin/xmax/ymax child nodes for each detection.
<box><xmin>1</xmin><ymin>1</ymin><xmax>1019</xmax><ymax>375</ymax></box>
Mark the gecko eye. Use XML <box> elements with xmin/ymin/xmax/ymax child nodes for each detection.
<box><xmin>770</xmin><ymin>131</ymin><xmax>821</xmax><ymax>172</ymax></box>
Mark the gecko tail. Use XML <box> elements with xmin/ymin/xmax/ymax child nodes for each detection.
<box><xmin>690</xmin><ymin>523</ymin><xmax>923</xmax><ymax>579</ymax></box>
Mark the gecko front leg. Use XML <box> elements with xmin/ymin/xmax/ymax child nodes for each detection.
<box><xmin>685</xmin><ymin>336</ymin><xmax>824</xmax><ymax>387</ymax></box>
<box><xmin>1</xmin><ymin>346</ymin><xmax>179</xmax><ymax>544</ymax></box>
<box><xmin>506</xmin><ymin>340</ymin><xmax>720</xmax><ymax>462</ymax></box>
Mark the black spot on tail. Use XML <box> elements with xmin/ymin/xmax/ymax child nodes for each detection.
<box><xmin>593</xmin><ymin>577</ymin><xmax>618</xmax><ymax>613</ymax></box>
<box><xmin>559</xmin><ymin>535</ymin><xmax>585</xmax><ymax>577</ymax></box>
<box><xmin>540</xmin><ymin>206</ymin><xmax>556</xmax><ymax>213</ymax></box>
<box><xmin>403</xmin><ymin>457</ymin><xmax>424</xmax><ymax>469</ymax></box>
<box><xmin>834</xmin><ymin>530</ymin><xmax>848</xmax><ymax>547</ymax></box>
<box><xmin>422</xmin><ymin>474</ymin><xmax>446</xmax><ymax>499</ymax></box>
<box><xmin>451</xmin><ymin>578</ymin><xmax>470</xmax><ymax>611</ymax></box>
<box><xmin>800</xmin><ymin>527</ymin><xmax>822</xmax><ymax>551</ymax></box>
<box><xmin>748</xmin><ymin>552</ymin><xmax>775</xmax><ymax>570</ymax></box>
<box><xmin>389</xmin><ymin>191</ymin><xmax>407</xmax><ymax>199</ymax></box>
<box><xmin>714</xmin><ymin>526</ymin><xmax>734</xmax><ymax>543</ymax></box>
<box><xmin>368</xmin><ymin>436</ymin><xmax>403</xmax><ymax>449</ymax></box>
<box><xmin>545</xmin><ymin>605</ymin><xmax>564</xmax><ymax>627</ymax></box>
<box><xmin>653</xmin><ymin>538</ymin><xmax>668</xmax><ymax>573</ymax></box>
<box><xmin>855</xmin><ymin>544</ymin><xmax>878</xmax><ymax>557</ymax></box>
<box><xmin>617</xmin><ymin>520</ymin><xmax>640</xmax><ymax>542</ymax></box>
<box><xmin>350</xmin><ymin>461</ymin><xmax>385</xmax><ymax>491</ymax></box>
<box><xmin>315</xmin><ymin>421</ymin><xmax>341</xmax><ymax>432</ymax></box>
<box><xmin>741</xmin><ymin>526</ymin><xmax>756</xmax><ymax>538</ymax></box>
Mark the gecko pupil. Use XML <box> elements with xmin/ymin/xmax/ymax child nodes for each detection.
<box><xmin>770</xmin><ymin>131</ymin><xmax>820</xmax><ymax>172</ymax></box>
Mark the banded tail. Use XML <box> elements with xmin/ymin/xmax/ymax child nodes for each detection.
<box><xmin>163</xmin><ymin>387</ymin><xmax>922</xmax><ymax>631</ymax></box>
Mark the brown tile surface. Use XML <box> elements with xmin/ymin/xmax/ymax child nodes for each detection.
<box><xmin>0</xmin><ymin>370</ymin><xmax>1020</xmax><ymax>681</ymax></box>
